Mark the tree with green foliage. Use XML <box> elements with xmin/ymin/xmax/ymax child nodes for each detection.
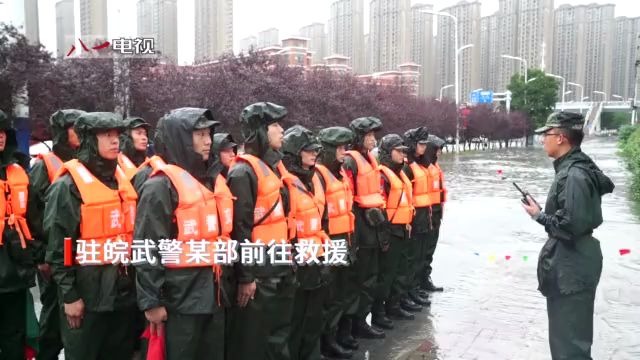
<box><xmin>507</xmin><ymin>68</ymin><xmax>558</xmax><ymax>132</ymax></box>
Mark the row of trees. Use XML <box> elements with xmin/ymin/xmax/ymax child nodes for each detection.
<box><xmin>2</xmin><ymin>23</ymin><xmax>531</xmax><ymax>148</ymax></box>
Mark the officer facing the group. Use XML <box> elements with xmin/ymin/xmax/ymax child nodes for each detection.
<box><xmin>226</xmin><ymin>102</ymin><xmax>297</xmax><ymax>360</ymax></box>
<box><xmin>117</xmin><ymin>117</ymin><xmax>152</xmax><ymax>180</ymax></box>
<box><xmin>523</xmin><ymin>112</ymin><xmax>614</xmax><ymax>359</ymax></box>
<box><xmin>281</xmin><ymin>125</ymin><xmax>330</xmax><ymax>360</ymax></box>
<box><xmin>44</xmin><ymin>112</ymin><xmax>138</xmax><ymax>360</ymax></box>
<box><xmin>343</xmin><ymin>116</ymin><xmax>387</xmax><ymax>339</ymax></box>
<box><xmin>374</xmin><ymin>134</ymin><xmax>418</xmax><ymax>330</ymax></box>
<box><xmin>134</xmin><ymin>108</ymin><xmax>228</xmax><ymax>360</ymax></box>
<box><xmin>28</xmin><ymin>109</ymin><xmax>84</xmax><ymax>360</ymax></box>
<box><xmin>0</xmin><ymin>110</ymin><xmax>35</xmax><ymax>360</ymax></box>
<box><xmin>315</xmin><ymin>126</ymin><xmax>357</xmax><ymax>359</ymax></box>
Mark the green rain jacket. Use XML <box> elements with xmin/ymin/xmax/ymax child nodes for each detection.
<box><xmin>536</xmin><ymin>146</ymin><xmax>614</xmax><ymax>297</ymax></box>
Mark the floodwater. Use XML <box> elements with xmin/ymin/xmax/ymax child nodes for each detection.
<box><xmin>31</xmin><ymin>137</ymin><xmax>639</xmax><ymax>360</ymax></box>
<box><xmin>356</xmin><ymin>136</ymin><xmax>640</xmax><ymax>360</ymax></box>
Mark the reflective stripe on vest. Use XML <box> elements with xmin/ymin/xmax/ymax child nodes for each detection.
<box><xmin>152</xmin><ymin>164</ymin><xmax>220</xmax><ymax>268</ymax></box>
<box><xmin>117</xmin><ymin>153</ymin><xmax>138</xmax><ymax>181</ymax></box>
<box><xmin>409</xmin><ymin>162</ymin><xmax>432</xmax><ymax>208</ymax></box>
<box><xmin>60</xmin><ymin>160</ymin><xmax>137</xmax><ymax>265</ymax></box>
<box><xmin>345</xmin><ymin>150</ymin><xmax>384</xmax><ymax>208</ymax></box>
<box><xmin>427</xmin><ymin>164</ymin><xmax>442</xmax><ymax>205</ymax></box>
<box><xmin>278</xmin><ymin>163</ymin><xmax>326</xmax><ymax>258</ymax></box>
<box><xmin>37</xmin><ymin>152</ymin><xmax>64</xmax><ymax>183</ymax></box>
<box><xmin>380</xmin><ymin>165</ymin><xmax>414</xmax><ymax>225</ymax></box>
<box><xmin>213</xmin><ymin>174</ymin><xmax>234</xmax><ymax>240</ymax></box>
<box><xmin>234</xmin><ymin>154</ymin><xmax>288</xmax><ymax>244</ymax></box>
<box><xmin>315</xmin><ymin>164</ymin><xmax>355</xmax><ymax>236</ymax></box>
<box><xmin>0</xmin><ymin>164</ymin><xmax>32</xmax><ymax>248</ymax></box>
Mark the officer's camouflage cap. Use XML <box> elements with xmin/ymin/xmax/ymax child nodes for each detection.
<box><xmin>318</xmin><ymin>126</ymin><xmax>354</xmax><ymax>147</ymax></box>
<box><xmin>349</xmin><ymin>116</ymin><xmax>382</xmax><ymax>135</ymax></box>
<box><xmin>534</xmin><ymin>111</ymin><xmax>585</xmax><ymax>134</ymax></box>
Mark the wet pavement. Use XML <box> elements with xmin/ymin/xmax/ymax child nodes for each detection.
<box><xmin>31</xmin><ymin>137</ymin><xmax>639</xmax><ymax>360</ymax></box>
<box><xmin>353</xmin><ymin>136</ymin><xmax>640</xmax><ymax>360</ymax></box>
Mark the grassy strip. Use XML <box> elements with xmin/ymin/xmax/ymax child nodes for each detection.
<box><xmin>619</xmin><ymin>124</ymin><xmax>640</xmax><ymax>200</ymax></box>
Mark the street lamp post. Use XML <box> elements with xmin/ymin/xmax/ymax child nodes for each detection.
<box><xmin>502</xmin><ymin>55</ymin><xmax>528</xmax><ymax>108</ymax></box>
<box><xmin>421</xmin><ymin>9</ymin><xmax>463</xmax><ymax>152</ymax></box>
<box><xmin>593</xmin><ymin>91</ymin><xmax>607</xmax><ymax>101</ymax></box>
<box><xmin>568</xmin><ymin>82</ymin><xmax>584</xmax><ymax>115</ymax></box>
<box><xmin>439</xmin><ymin>84</ymin><xmax>454</xmax><ymax>101</ymax></box>
<box><xmin>547</xmin><ymin>73</ymin><xmax>566</xmax><ymax>110</ymax></box>
<box><xmin>502</xmin><ymin>55</ymin><xmax>527</xmax><ymax>84</ymax></box>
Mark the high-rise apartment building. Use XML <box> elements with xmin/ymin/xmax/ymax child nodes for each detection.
<box><xmin>258</xmin><ymin>28</ymin><xmax>280</xmax><ymax>48</ymax></box>
<box><xmin>80</xmin><ymin>0</ymin><xmax>108</xmax><ymax>45</ymax></box>
<box><xmin>369</xmin><ymin>0</ymin><xmax>411</xmax><ymax>72</ymax></box>
<box><xmin>611</xmin><ymin>17</ymin><xmax>640</xmax><ymax>100</ymax></box>
<box><xmin>410</xmin><ymin>4</ymin><xmax>435</xmax><ymax>97</ymax></box>
<box><xmin>328</xmin><ymin>0</ymin><xmax>365</xmax><ymax>73</ymax></box>
<box><xmin>56</xmin><ymin>0</ymin><xmax>75</xmax><ymax>58</ymax></box>
<box><xmin>137</xmin><ymin>0</ymin><xmax>178</xmax><ymax>62</ymax></box>
<box><xmin>553</xmin><ymin>4</ymin><xmax>615</xmax><ymax>101</ymax></box>
<box><xmin>436</xmin><ymin>1</ymin><xmax>481</xmax><ymax>103</ymax></box>
<box><xmin>194</xmin><ymin>0</ymin><xmax>233</xmax><ymax>63</ymax></box>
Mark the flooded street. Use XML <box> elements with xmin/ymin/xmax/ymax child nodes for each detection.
<box><xmin>356</xmin><ymin>136</ymin><xmax>640</xmax><ymax>360</ymax></box>
<box><xmin>31</xmin><ymin>137</ymin><xmax>639</xmax><ymax>360</ymax></box>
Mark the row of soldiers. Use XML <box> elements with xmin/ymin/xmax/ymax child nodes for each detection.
<box><xmin>0</xmin><ymin>101</ymin><xmax>446</xmax><ymax>360</ymax></box>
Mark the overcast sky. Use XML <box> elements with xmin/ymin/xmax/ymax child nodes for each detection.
<box><xmin>1</xmin><ymin>0</ymin><xmax>639</xmax><ymax>65</ymax></box>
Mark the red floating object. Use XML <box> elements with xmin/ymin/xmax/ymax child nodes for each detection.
<box><xmin>505</xmin><ymin>255</ymin><xmax>511</xmax><ymax>260</ymax></box>
<box><xmin>619</xmin><ymin>249</ymin><xmax>631</xmax><ymax>256</ymax></box>
<box><xmin>497</xmin><ymin>169</ymin><xmax>503</xmax><ymax>174</ymax></box>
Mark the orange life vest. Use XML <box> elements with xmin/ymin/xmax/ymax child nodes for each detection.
<box><xmin>37</xmin><ymin>152</ymin><xmax>64</xmax><ymax>182</ymax></box>
<box><xmin>151</xmin><ymin>164</ymin><xmax>225</xmax><ymax>268</ymax></box>
<box><xmin>409</xmin><ymin>162</ymin><xmax>432</xmax><ymax>208</ymax></box>
<box><xmin>315</xmin><ymin>164</ymin><xmax>355</xmax><ymax>236</ymax></box>
<box><xmin>140</xmin><ymin>155</ymin><xmax>166</xmax><ymax>172</ymax></box>
<box><xmin>427</xmin><ymin>163</ymin><xmax>446</xmax><ymax>205</ymax></box>
<box><xmin>380</xmin><ymin>165</ymin><xmax>414</xmax><ymax>225</ymax></box>
<box><xmin>58</xmin><ymin>160</ymin><xmax>137</xmax><ymax>265</ymax></box>
<box><xmin>213</xmin><ymin>174</ymin><xmax>234</xmax><ymax>240</ymax></box>
<box><xmin>117</xmin><ymin>153</ymin><xmax>139</xmax><ymax>181</ymax></box>
<box><xmin>345</xmin><ymin>150</ymin><xmax>385</xmax><ymax>208</ymax></box>
<box><xmin>234</xmin><ymin>154</ymin><xmax>288</xmax><ymax>244</ymax></box>
<box><xmin>278</xmin><ymin>163</ymin><xmax>327</xmax><ymax>258</ymax></box>
<box><xmin>0</xmin><ymin>164</ymin><xmax>32</xmax><ymax>248</ymax></box>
